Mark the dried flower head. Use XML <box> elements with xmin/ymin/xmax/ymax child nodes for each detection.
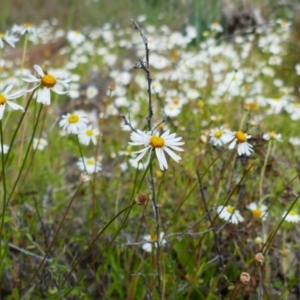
<box><xmin>80</xmin><ymin>172</ymin><xmax>91</xmax><ymax>183</ymax></box>
<box><xmin>240</xmin><ymin>272</ymin><xmax>251</xmax><ymax>284</ymax></box>
<box><xmin>135</xmin><ymin>193</ymin><xmax>148</xmax><ymax>205</ymax></box>
<box><xmin>255</xmin><ymin>253</ymin><xmax>264</xmax><ymax>264</ymax></box>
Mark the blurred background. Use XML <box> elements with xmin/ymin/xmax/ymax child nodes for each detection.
<box><xmin>1</xmin><ymin>0</ymin><xmax>297</xmax><ymax>34</ymax></box>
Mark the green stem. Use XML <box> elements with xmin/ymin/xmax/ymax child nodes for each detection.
<box><xmin>4</xmin><ymin>89</ymin><xmax>36</xmax><ymax>168</ymax></box>
<box><xmin>259</xmin><ymin>140</ymin><xmax>272</xmax><ymax>206</ymax></box>
<box><xmin>0</xmin><ymin>121</ymin><xmax>7</xmax><ymax>268</ymax></box>
<box><xmin>20</xmin><ymin>33</ymin><xmax>28</xmax><ymax>71</ymax></box>
<box><xmin>6</xmin><ymin>103</ymin><xmax>43</xmax><ymax>204</ymax></box>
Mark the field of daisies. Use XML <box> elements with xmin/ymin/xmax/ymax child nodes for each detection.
<box><xmin>0</xmin><ymin>10</ymin><xmax>300</xmax><ymax>300</ymax></box>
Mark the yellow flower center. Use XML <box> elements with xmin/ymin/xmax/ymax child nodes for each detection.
<box><xmin>67</xmin><ymin>114</ymin><xmax>79</xmax><ymax>124</ymax></box>
<box><xmin>226</xmin><ymin>206</ymin><xmax>234</xmax><ymax>214</ymax></box>
<box><xmin>24</xmin><ymin>22</ymin><xmax>33</xmax><ymax>28</ymax></box>
<box><xmin>0</xmin><ymin>33</ymin><xmax>5</xmax><ymax>38</ymax></box>
<box><xmin>252</xmin><ymin>209</ymin><xmax>262</xmax><ymax>218</ymax></box>
<box><xmin>235</xmin><ymin>131</ymin><xmax>247</xmax><ymax>143</ymax></box>
<box><xmin>245</xmin><ymin>102</ymin><xmax>258</xmax><ymax>110</ymax></box>
<box><xmin>149</xmin><ymin>136</ymin><xmax>165</xmax><ymax>148</ymax></box>
<box><xmin>269</xmin><ymin>131</ymin><xmax>277</xmax><ymax>139</ymax></box>
<box><xmin>214</xmin><ymin>130</ymin><xmax>222</xmax><ymax>138</ymax></box>
<box><xmin>280</xmin><ymin>20</ymin><xmax>287</xmax><ymax>26</ymax></box>
<box><xmin>41</xmin><ymin>74</ymin><xmax>56</xmax><ymax>88</ymax></box>
<box><xmin>150</xmin><ymin>234</ymin><xmax>158</xmax><ymax>241</ymax></box>
<box><xmin>86</xmin><ymin>159</ymin><xmax>95</xmax><ymax>165</ymax></box>
<box><xmin>197</xmin><ymin>100</ymin><xmax>205</xmax><ymax>108</ymax></box>
<box><xmin>172</xmin><ymin>51</ymin><xmax>180</xmax><ymax>60</ymax></box>
<box><xmin>86</xmin><ymin>129</ymin><xmax>93</xmax><ymax>137</ymax></box>
<box><xmin>0</xmin><ymin>94</ymin><xmax>7</xmax><ymax>105</ymax></box>
<box><xmin>289</xmin><ymin>211</ymin><xmax>296</xmax><ymax>216</ymax></box>
<box><xmin>172</xmin><ymin>98</ymin><xmax>179</xmax><ymax>105</ymax></box>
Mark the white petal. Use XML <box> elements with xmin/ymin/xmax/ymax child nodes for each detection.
<box><xmin>163</xmin><ymin>146</ymin><xmax>182</xmax><ymax>162</ymax></box>
<box><xmin>52</xmin><ymin>85</ymin><xmax>68</xmax><ymax>95</ymax></box>
<box><xmin>0</xmin><ymin>105</ymin><xmax>6</xmax><ymax>119</ymax></box>
<box><xmin>155</xmin><ymin>148</ymin><xmax>168</xmax><ymax>170</ymax></box>
<box><xmin>3</xmin><ymin>84</ymin><xmax>13</xmax><ymax>95</ymax></box>
<box><xmin>6</xmin><ymin>100</ymin><xmax>24</xmax><ymax>112</ymax></box>
<box><xmin>34</xmin><ymin>64</ymin><xmax>44</xmax><ymax>77</ymax></box>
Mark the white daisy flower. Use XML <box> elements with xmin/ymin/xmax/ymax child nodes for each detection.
<box><xmin>142</xmin><ymin>232</ymin><xmax>167</xmax><ymax>253</ymax></box>
<box><xmin>210</xmin><ymin>22</ymin><xmax>223</xmax><ymax>32</ymax></box>
<box><xmin>164</xmin><ymin>103</ymin><xmax>181</xmax><ymax>117</ymax></box>
<box><xmin>77</xmin><ymin>157</ymin><xmax>102</xmax><ymax>174</ymax></box>
<box><xmin>67</xmin><ymin>30</ymin><xmax>85</xmax><ymax>45</ymax></box>
<box><xmin>86</xmin><ymin>85</ymin><xmax>99</xmax><ymax>99</ymax></box>
<box><xmin>129</xmin><ymin>129</ymin><xmax>184</xmax><ymax>171</ymax></box>
<box><xmin>210</xmin><ymin>127</ymin><xmax>233</xmax><ymax>147</ymax></box>
<box><xmin>289</xmin><ymin>137</ymin><xmax>300</xmax><ymax>146</ymax></box>
<box><xmin>59</xmin><ymin>111</ymin><xmax>89</xmax><ymax>134</ymax></box>
<box><xmin>23</xmin><ymin>64</ymin><xmax>70</xmax><ymax>105</ymax></box>
<box><xmin>78</xmin><ymin>126</ymin><xmax>100</xmax><ymax>145</ymax></box>
<box><xmin>12</xmin><ymin>23</ymin><xmax>39</xmax><ymax>36</ymax></box>
<box><xmin>228</xmin><ymin>131</ymin><xmax>253</xmax><ymax>156</ymax></box>
<box><xmin>0</xmin><ymin>84</ymin><xmax>24</xmax><ymax>120</ymax></box>
<box><xmin>262</xmin><ymin>131</ymin><xmax>282</xmax><ymax>142</ymax></box>
<box><xmin>247</xmin><ymin>202</ymin><xmax>268</xmax><ymax>220</ymax></box>
<box><xmin>0</xmin><ymin>144</ymin><xmax>9</xmax><ymax>154</ymax></box>
<box><xmin>283</xmin><ymin>211</ymin><xmax>300</xmax><ymax>223</ymax></box>
<box><xmin>0</xmin><ymin>31</ymin><xmax>19</xmax><ymax>48</ymax></box>
<box><xmin>33</xmin><ymin>138</ymin><xmax>48</xmax><ymax>151</ymax></box>
<box><xmin>217</xmin><ymin>205</ymin><xmax>244</xmax><ymax>224</ymax></box>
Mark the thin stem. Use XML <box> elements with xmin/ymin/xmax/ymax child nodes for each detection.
<box><xmin>0</xmin><ymin>121</ymin><xmax>7</xmax><ymax>268</ymax></box>
<box><xmin>132</xmin><ymin>19</ymin><xmax>163</xmax><ymax>298</ymax></box>
<box><xmin>259</xmin><ymin>140</ymin><xmax>272</xmax><ymax>206</ymax></box>
<box><xmin>4</xmin><ymin>89</ymin><xmax>36</xmax><ymax>168</ymax></box>
<box><xmin>196</xmin><ymin>168</ymin><xmax>223</xmax><ymax>269</ymax></box>
<box><xmin>20</xmin><ymin>33</ymin><xmax>29</xmax><ymax>71</ymax></box>
<box><xmin>6</xmin><ymin>104</ymin><xmax>44</xmax><ymax>204</ymax></box>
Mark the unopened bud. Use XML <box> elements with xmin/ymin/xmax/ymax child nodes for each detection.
<box><xmin>200</xmin><ymin>135</ymin><xmax>207</xmax><ymax>144</ymax></box>
<box><xmin>280</xmin><ymin>248</ymin><xmax>289</xmax><ymax>258</ymax></box>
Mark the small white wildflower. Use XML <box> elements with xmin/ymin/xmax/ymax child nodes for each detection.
<box><xmin>247</xmin><ymin>202</ymin><xmax>268</xmax><ymax>220</ymax></box>
<box><xmin>217</xmin><ymin>205</ymin><xmax>244</xmax><ymax>224</ymax></box>
<box><xmin>228</xmin><ymin>131</ymin><xmax>253</xmax><ymax>156</ymax></box>
<box><xmin>142</xmin><ymin>232</ymin><xmax>167</xmax><ymax>253</ymax></box>
<box><xmin>0</xmin><ymin>31</ymin><xmax>19</xmax><ymax>48</ymax></box>
<box><xmin>262</xmin><ymin>131</ymin><xmax>282</xmax><ymax>142</ymax></box>
<box><xmin>0</xmin><ymin>84</ymin><xmax>24</xmax><ymax>120</ymax></box>
<box><xmin>59</xmin><ymin>111</ymin><xmax>89</xmax><ymax>134</ymax></box>
<box><xmin>77</xmin><ymin>157</ymin><xmax>102</xmax><ymax>174</ymax></box>
<box><xmin>210</xmin><ymin>127</ymin><xmax>233</xmax><ymax>147</ymax></box>
<box><xmin>283</xmin><ymin>211</ymin><xmax>300</xmax><ymax>223</ymax></box>
<box><xmin>129</xmin><ymin>130</ymin><xmax>184</xmax><ymax>171</ymax></box>
<box><xmin>23</xmin><ymin>64</ymin><xmax>70</xmax><ymax>105</ymax></box>
<box><xmin>33</xmin><ymin>138</ymin><xmax>48</xmax><ymax>151</ymax></box>
<box><xmin>78</xmin><ymin>126</ymin><xmax>100</xmax><ymax>145</ymax></box>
